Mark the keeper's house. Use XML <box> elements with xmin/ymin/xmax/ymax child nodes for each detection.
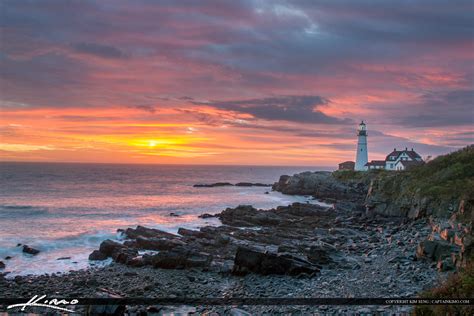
<box><xmin>366</xmin><ymin>148</ymin><xmax>424</xmax><ymax>171</ymax></box>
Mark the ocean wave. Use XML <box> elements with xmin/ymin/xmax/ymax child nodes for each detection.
<box><xmin>0</xmin><ymin>205</ymin><xmax>49</xmax><ymax>217</ymax></box>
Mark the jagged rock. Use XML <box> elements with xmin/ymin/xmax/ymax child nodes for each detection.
<box><xmin>124</xmin><ymin>226</ymin><xmax>177</xmax><ymax>239</ymax></box>
<box><xmin>151</xmin><ymin>248</ymin><xmax>212</xmax><ymax>269</ymax></box>
<box><xmin>89</xmin><ymin>250</ymin><xmax>108</xmax><ymax>261</ymax></box>
<box><xmin>232</xmin><ymin>247</ymin><xmax>319</xmax><ymax>276</ymax></box>
<box><xmin>124</xmin><ymin>236</ymin><xmax>185</xmax><ymax>251</ymax></box>
<box><xmin>235</xmin><ymin>182</ymin><xmax>271</xmax><ymax>187</ymax></box>
<box><xmin>22</xmin><ymin>245</ymin><xmax>40</xmax><ymax>255</ymax></box>
<box><xmin>305</xmin><ymin>242</ymin><xmax>337</xmax><ymax>265</ymax></box>
<box><xmin>178</xmin><ymin>228</ymin><xmax>207</xmax><ymax>239</ymax></box>
<box><xmin>416</xmin><ymin>239</ymin><xmax>459</xmax><ymax>261</ymax></box>
<box><xmin>0</xmin><ymin>261</ymin><xmax>5</xmax><ymax>269</ymax></box>
<box><xmin>193</xmin><ymin>182</ymin><xmax>233</xmax><ymax>187</ymax></box>
<box><xmin>126</xmin><ymin>256</ymin><xmax>146</xmax><ymax>267</ymax></box>
<box><xmin>198</xmin><ymin>213</ymin><xmax>215</xmax><ymax>219</ymax></box>
<box><xmin>272</xmin><ymin>171</ymin><xmax>364</xmax><ymax>201</ymax></box>
<box><xmin>112</xmin><ymin>248</ymin><xmax>139</xmax><ymax>265</ymax></box>
<box><xmin>99</xmin><ymin>239</ymin><xmax>126</xmax><ymax>257</ymax></box>
<box><xmin>437</xmin><ymin>258</ymin><xmax>455</xmax><ymax>271</ymax></box>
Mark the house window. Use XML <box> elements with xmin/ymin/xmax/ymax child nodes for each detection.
<box><xmin>390</xmin><ymin>163</ymin><xmax>393</xmax><ymax>168</ymax></box>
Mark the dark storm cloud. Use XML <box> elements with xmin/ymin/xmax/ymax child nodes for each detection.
<box><xmin>129</xmin><ymin>105</ymin><xmax>156</xmax><ymax>113</ymax></box>
<box><xmin>397</xmin><ymin>89</ymin><xmax>474</xmax><ymax>127</ymax></box>
<box><xmin>72</xmin><ymin>43</ymin><xmax>128</xmax><ymax>59</ymax></box>
<box><xmin>0</xmin><ymin>0</ymin><xmax>472</xmax><ymax>143</ymax></box>
<box><xmin>195</xmin><ymin>95</ymin><xmax>349</xmax><ymax>124</ymax></box>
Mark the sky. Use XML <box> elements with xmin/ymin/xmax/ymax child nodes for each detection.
<box><xmin>0</xmin><ymin>0</ymin><xmax>473</xmax><ymax>166</ymax></box>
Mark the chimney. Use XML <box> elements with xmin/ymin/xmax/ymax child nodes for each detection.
<box><xmin>405</xmin><ymin>147</ymin><xmax>408</xmax><ymax>150</ymax></box>
<box><xmin>411</xmin><ymin>148</ymin><xmax>413</xmax><ymax>151</ymax></box>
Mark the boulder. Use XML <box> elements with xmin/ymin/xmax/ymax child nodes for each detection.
<box><xmin>22</xmin><ymin>245</ymin><xmax>40</xmax><ymax>255</ymax></box>
<box><xmin>89</xmin><ymin>250</ymin><xmax>108</xmax><ymax>261</ymax></box>
<box><xmin>127</xmin><ymin>256</ymin><xmax>146</xmax><ymax>267</ymax></box>
<box><xmin>198</xmin><ymin>213</ymin><xmax>215</xmax><ymax>219</ymax></box>
<box><xmin>125</xmin><ymin>236</ymin><xmax>184</xmax><ymax>251</ymax></box>
<box><xmin>416</xmin><ymin>239</ymin><xmax>459</xmax><ymax>261</ymax></box>
<box><xmin>112</xmin><ymin>248</ymin><xmax>139</xmax><ymax>264</ymax></box>
<box><xmin>124</xmin><ymin>226</ymin><xmax>177</xmax><ymax>239</ymax></box>
<box><xmin>232</xmin><ymin>247</ymin><xmax>319</xmax><ymax>276</ymax></box>
<box><xmin>218</xmin><ymin>205</ymin><xmax>281</xmax><ymax>227</ymax></box>
<box><xmin>0</xmin><ymin>261</ymin><xmax>5</xmax><ymax>269</ymax></box>
<box><xmin>99</xmin><ymin>239</ymin><xmax>126</xmax><ymax>257</ymax></box>
<box><xmin>151</xmin><ymin>248</ymin><xmax>213</xmax><ymax>269</ymax></box>
<box><xmin>305</xmin><ymin>242</ymin><xmax>337</xmax><ymax>265</ymax></box>
<box><xmin>178</xmin><ymin>228</ymin><xmax>207</xmax><ymax>239</ymax></box>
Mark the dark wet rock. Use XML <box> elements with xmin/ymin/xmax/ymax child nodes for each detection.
<box><xmin>112</xmin><ymin>248</ymin><xmax>139</xmax><ymax>265</ymax></box>
<box><xmin>127</xmin><ymin>256</ymin><xmax>146</xmax><ymax>267</ymax></box>
<box><xmin>124</xmin><ymin>225</ymin><xmax>177</xmax><ymax>239</ymax></box>
<box><xmin>89</xmin><ymin>250</ymin><xmax>108</xmax><ymax>261</ymax></box>
<box><xmin>151</xmin><ymin>248</ymin><xmax>213</xmax><ymax>269</ymax></box>
<box><xmin>169</xmin><ymin>212</ymin><xmax>180</xmax><ymax>217</ymax></box>
<box><xmin>232</xmin><ymin>247</ymin><xmax>319</xmax><ymax>276</ymax></box>
<box><xmin>305</xmin><ymin>242</ymin><xmax>337</xmax><ymax>266</ymax></box>
<box><xmin>272</xmin><ymin>171</ymin><xmax>364</xmax><ymax>201</ymax></box>
<box><xmin>218</xmin><ymin>205</ymin><xmax>280</xmax><ymax>227</ymax></box>
<box><xmin>198</xmin><ymin>213</ymin><xmax>215</xmax><ymax>219</ymax></box>
<box><xmin>0</xmin><ymin>261</ymin><xmax>5</xmax><ymax>269</ymax></box>
<box><xmin>194</xmin><ymin>182</ymin><xmax>233</xmax><ymax>187</ymax></box>
<box><xmin>125</xmin><ymin>236</ymin><xmax>185</xmax><ymax>251</ymax></box>
<box><xmin>57</xmin><ymin>257</ymin><xmax>71</xmax><ymax>260</ymax></box>
<box><xmin>178</xmin><ymin>228</ymin><xmax>207</xmax><ymax>239</ymax></box>
<box><xmin>437</xmin><ymin>258</ymin><xmax>455</xmax><ymax>272</ymax></box>
<box><xmin>235</xmin><ymin>182</ymin><xmax>271</xmax><ymax>187</ymax></box>
<box><xmin>22</xmin><ymin>245</ymin><xmax>40</xmax><ymax>255</ymax></box>
<box><xmin>416</xmin><ymin>239</ymin><xmax>459</xmax><ymax>261</ymax></box>
<box><xmin>99</xmin><ymin>239</ymin><xmax>126</xmax><ymax>257</ymax></box>
<box><xmin>4</xmin><ymin>256</ymin><xmax>12</xmax><ymax>260</ymax></box>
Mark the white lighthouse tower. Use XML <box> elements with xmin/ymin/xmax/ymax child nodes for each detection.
<box><xmin>355</xmin><ymin>121</ymin><xmax>368</xmax><ymax>171</ymax></box>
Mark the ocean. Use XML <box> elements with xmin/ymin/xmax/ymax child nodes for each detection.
<box><xmin>0</xmin><ymin>162</ymin><xmax>331</xmax><ymax>277</ymax></box>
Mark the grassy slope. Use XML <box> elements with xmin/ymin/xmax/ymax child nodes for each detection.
<box><xmin>413</xmin><ymin>257</ymin><xmax>474</xmax><ymax>315</ymax></box>
<box><xmin>335</xmin><ymin>146</ymin><xmax>474</xmax><ymax>313</ymax></box>
<box><xmin>334</xmin><ymin>145</ymin><xmax>474</xmax><ymax>219</ymax></box>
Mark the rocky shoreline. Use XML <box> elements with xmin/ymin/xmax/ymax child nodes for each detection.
<box><xmin>1</xmin><ymin>168</ymin><xmax>470</xmax><ymax>314</ymax></box>
<box><xmin>0</xmin><ymin>204</ymin><xmax>450</xmax><ymax>314</ymax></box>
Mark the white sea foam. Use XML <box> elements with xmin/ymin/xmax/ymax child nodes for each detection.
<box><xmin>0</xmin><ymin>163</ymin><xmax>329</xmax><ymax>276</ymax></box>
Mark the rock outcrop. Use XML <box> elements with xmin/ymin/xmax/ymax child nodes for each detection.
<box><xmin>232</xmin><ymin>247</ymin><xmax>319</xmax><ymax>276</ymax></box>
<box><xmin>272</xmin><ymin>171</ymin><xmax>367</xmax><ymax>202</ymax></box>
<box><xmin>193</xmin><ymin>182</ymin><xmax>271</xmax><ymax>188</ymax></box>
<box><xmin>22</xmin><ymin>245</ymin><xmax>40</xmax><ymax>255</ymax></box>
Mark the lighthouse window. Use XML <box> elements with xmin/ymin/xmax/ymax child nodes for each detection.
<box><xmin>361</xmin><ymin>148</ymin><xmax>363</xmax><ymax>152</ymax></box>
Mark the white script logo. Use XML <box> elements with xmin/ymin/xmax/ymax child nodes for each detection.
<box><xmin>7</xmin><ymin>294</ymin><xmax>78</xmax><ymax>313</ymax></box>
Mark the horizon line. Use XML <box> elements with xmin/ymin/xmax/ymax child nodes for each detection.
<box><xmin>0</xmin><ymin>160</ymin><xmax>336</xmax><ymax>169</ymax></box>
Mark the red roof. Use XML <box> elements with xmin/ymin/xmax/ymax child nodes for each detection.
<box><xmin>365</xmin><ymin>160</ymin><xmax>385</xmax><ymax>166</ymax></box>
<box><xmin>385</xmin><ymin>149</ymin><xmax>422</xmax><ymax>161</ymax></box>
<box><xmin>338</xmin><ymin>161</ymin><xmax>355</xmax><ymax>167</ymax></box>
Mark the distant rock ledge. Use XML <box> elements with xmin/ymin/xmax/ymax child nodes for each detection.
<box><xmin>193</xmin><ymin>182</ymin><xmax>271</xmax><ymax>188</ymax></box>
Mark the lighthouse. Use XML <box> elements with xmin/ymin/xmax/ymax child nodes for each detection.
<box><xmin>355</xmin><ymin>121</ymin><xmax>368</xmax><ymax>171</ymax></box>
